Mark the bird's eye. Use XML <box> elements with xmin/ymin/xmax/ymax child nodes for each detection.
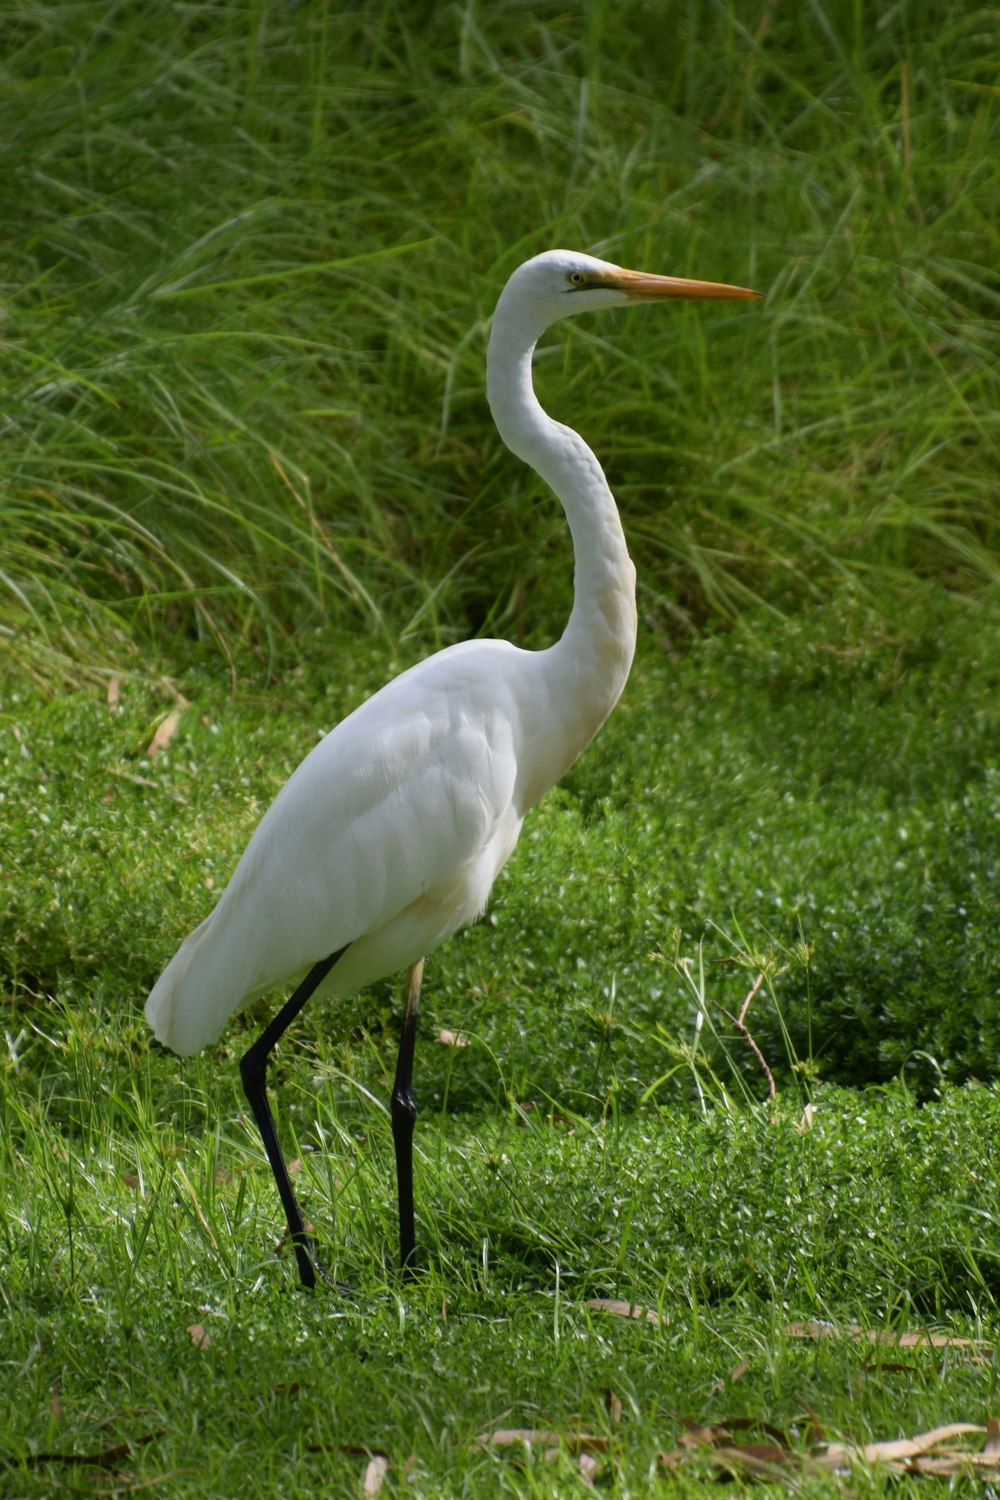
<box><xmin>566</xmin><ymin>271</ymin><xmax>588</xmax><ymax>288</ymax></box>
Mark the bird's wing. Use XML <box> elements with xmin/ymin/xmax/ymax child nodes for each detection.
<box><xmin>146</xmin><ymin>641</ymin><xmax>525</xmax><ymax>1053</ymax></box>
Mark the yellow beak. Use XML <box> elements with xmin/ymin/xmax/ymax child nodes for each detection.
<box><xmin>609</xmin><ymin>268</ymin><xmax>761</xmax><ymax>301</ymax></box>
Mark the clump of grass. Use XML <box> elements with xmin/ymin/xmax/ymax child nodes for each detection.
<box><xmin>1</xmin><ymin>0</ymin><xmax>996</xmax><ymax>681</ymax></box>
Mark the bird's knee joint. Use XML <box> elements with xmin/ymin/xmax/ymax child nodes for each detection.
<box><xmin>392</xmin><ymin>1088</ymin><xmax>418</xmax><ymax>1126</ymax></box>
<box><xmin>239</xmin><ymin>1048</ymin><xmax>266</xmax><ymax>1093</ymax></box>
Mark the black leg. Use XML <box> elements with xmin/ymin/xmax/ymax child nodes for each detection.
<box><xmin>391</xmin><ymin>959</ymin><xmax>424</xmax><ymax>1276</ymax></box>
<box><xmin>240</xmin><ymin>947</ymin><xmax>346</xmax><ymax>1289</ymax></box>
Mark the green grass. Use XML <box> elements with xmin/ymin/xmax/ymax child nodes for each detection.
<box><xmin>3</xmin><ymin>1069</ymin><xmax>999</xmax><ymax>1494</ymax></box>
<box><xmin>3</xmin><ymin>0</ymin><xmax>1000</xmax><ymax>1492</ymax></box>
<box><xmin>5</xmin><ymin>597</ymin><xmax>1000</xmax><ymax>1491</ymax></box>
<box><xmin>1</xmin><ymin>0</ymin><xmax>997</xmax><ymax>679</ymax></box>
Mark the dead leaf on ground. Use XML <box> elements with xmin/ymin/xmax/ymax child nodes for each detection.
<box><xmin>712</xmin><ymin>1443</ymin><xmax>804</xmax><ymax>1480</ymax></box>
<box><xmin>436</xmin><ymin>1028</ymin><xmax>469</xmax><ymax>1047</ymax></box>
<box><xmin>679</xmin><ymin>1415</ymin><xmax>791</xmax><ymax>1449</ymax></box>
<box><xmin>362</xmin><ymin>1453</ymin><xmax>389</xmax><ymax>1495</ymax></box>
<box><xmin>818</xmin><ymin>1421</ymin><xmax>987</xmax><ymax>1469</ymax></box>
<box><xmin>476</xmin><ymin>1428</ymin><xmax>610</xmax><ymax>1455</ymax></box>
<box><xmin>985</xmin><ymin>1416</ymin><xmax>1000</xmax><ymax>1458</ymax></box>
<box><xmin>107</xmin><ymin>675</ymin><xmax>121</xmax><ymax>713</ymax></box>
<box><xmin>185</xmin><ymin>1323</ymin><xmax>211</xmax><ymax>1350</ymax></box>
<box><xmin>660</xmin><ymin>1415</ymin><xmax>1000</xmax><ymax>1482</ymax></box>
<box><xmin>577</xmin><ymin>1451</ymin><xmax>599</xmax><ymax>1483</ymax></box>
<box><xmin>145</xmin><ymin>707</ymin><xmax>184</xmax><ymax>759</ymax></box>
<box><xmin>585</xmin><ymin>1297</ymin><xmax>662</xmax><ymax>1325</ymax></box>
<box><xmin>476</xmin><ymin>1427</ymin><xmax>611</xmax><ymax>1483</ymax></box>
<box><xmin>785</xmin><ymin>1320</ymin><xmax>991</xmax><ymax>1354</ymax></box>
<box><xmin>660</xmin><ymin>1417</ymin><xmax>802</xmax><ymax>1482</ymax></box>
<box><xmin>664</xmin><ymin>1415</ymin><xmax>805</xmax><ymax>1480</ymax></box>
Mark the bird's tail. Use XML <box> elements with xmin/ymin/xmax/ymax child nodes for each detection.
<box><xmin>145</xmin><ymin>915</ymin><xmax>247</xmax><ymax>1057</ymax></box>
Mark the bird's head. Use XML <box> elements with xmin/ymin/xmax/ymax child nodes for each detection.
<box><xmin>495</xmin><ymin>248</ymin><xmax>760</xmax><ymax>335</ymax></box>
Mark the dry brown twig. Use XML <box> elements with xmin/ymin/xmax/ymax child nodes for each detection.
<box><xmin>713</xmin><ymin>971</ymin><xmax>776</xmax><ymax>1102</ymax></box>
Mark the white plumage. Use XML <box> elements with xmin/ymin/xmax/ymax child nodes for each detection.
<box><xmin>147</xmin><ymin>641</ymin><xmax>527</xmax><ymax>1054</ymax></box>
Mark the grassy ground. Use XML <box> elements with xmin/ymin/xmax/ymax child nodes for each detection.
<box><xmin>6</xmin><ymin>603</ymin><xmax>1000</xmax><ymax>1493</ymax></box>
<box><xmin>2</xmin><ymin>0</ymin><xmax>1000</xmax><ymax>1493</ymax></box>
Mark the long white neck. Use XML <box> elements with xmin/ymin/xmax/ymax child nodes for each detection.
<box><xmin>486</xmin><ymin>313</ymin><xmax>638</xmax><ymax>763</ymax></box>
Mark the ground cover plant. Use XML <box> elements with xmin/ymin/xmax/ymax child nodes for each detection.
<box><xmin>5</xmin><ymin>617</ymin><xmax>1000</xmax><ymax>1495</ymax></box>
<box><xmin>2</xmin><ymin>0</ymin><xmax>999</xmax><ymax>1493</ymax></box>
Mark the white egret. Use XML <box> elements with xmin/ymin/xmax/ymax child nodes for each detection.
<box><xmin>146</xmin><ymin>249</ymin><xmax>759</xmax><ymax>1287</ymax></box>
